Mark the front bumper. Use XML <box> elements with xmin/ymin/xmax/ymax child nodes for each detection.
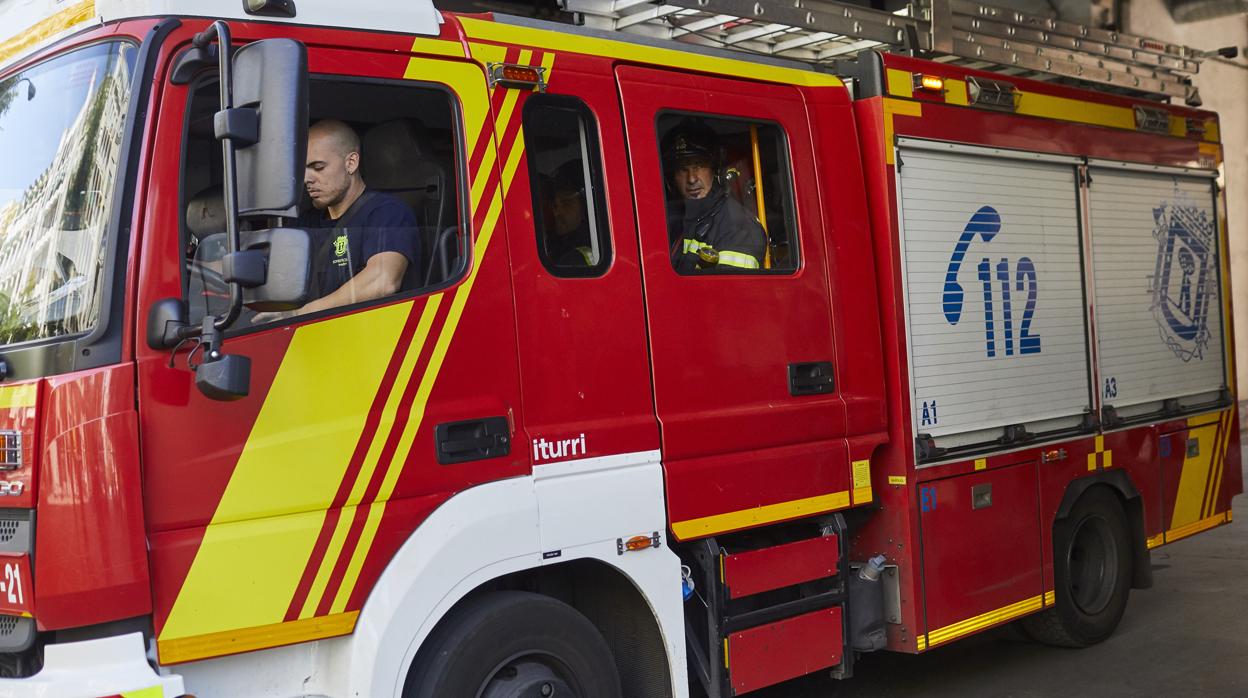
<box><xmin>0</xmin><ymin>632</ymin><xmax>183</xmax><ymax>698</ymax></box>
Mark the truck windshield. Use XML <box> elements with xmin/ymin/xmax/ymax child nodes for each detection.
<box><xmin>0</xmin><ymin>42</ymin><xmax>135</xmax><ymax>347</ymax></box>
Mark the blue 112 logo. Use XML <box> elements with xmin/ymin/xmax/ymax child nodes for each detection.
<box><xmin>941</xmin><ymin>206</ymin><xmax>1041</xmax><ymax>357</ymax></box>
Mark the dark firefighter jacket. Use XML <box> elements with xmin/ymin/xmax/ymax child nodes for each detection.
<box><xmin>668</xmin><ymin>187</ymin><xmax>766</xmax><ymax>273</ymax></box>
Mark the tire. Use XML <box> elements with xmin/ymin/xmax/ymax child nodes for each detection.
<box><xmin>1021</xmin><ymin>487</ymin><xmax>1132</xmax><ymax>647</ymax></box>
<box><xmin>404</xmin><ymin>590</ymin><xmax>623</xmax><ymax>698</ymax></box>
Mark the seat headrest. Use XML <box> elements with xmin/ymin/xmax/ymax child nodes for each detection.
<box><xmin>362</xmin><ymin>120</ymin><xmax>435</xmax><ymax>190</ymax></box>
<box><xmin>185</xmin><ymin>185</ymin><xmax>227</xmax><ymax>238</ymax></box>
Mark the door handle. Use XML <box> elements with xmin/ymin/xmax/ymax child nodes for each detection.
<box><xmin>435</xmin><ymin>417</ymin><xmax>511</xmax><ymax>464</ymax></box>
<box><xmin>972</xmin><ymin>483</ymin><xmax>993</xmax><ymax>510</ymax></box>
<box><xmin>789</xmin><ymin>361</ymin><xmax>835</xmax><ymax>396</ymax></box>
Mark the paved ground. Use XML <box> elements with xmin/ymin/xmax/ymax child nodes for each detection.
<box><xmin>759</xmin><ymin>427</ymin><xmax>1248</xmax><ymax>697</ymax></box>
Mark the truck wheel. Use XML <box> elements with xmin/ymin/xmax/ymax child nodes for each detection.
<box><xmin>1021</xmin><ymin>487</ymin><xmax>1132</xmax><ymax>647</ymax></box>
<box><xmin>404</xmin><ymin>590</ymin><xmax>623</xmax><ymax>698</ymax></box>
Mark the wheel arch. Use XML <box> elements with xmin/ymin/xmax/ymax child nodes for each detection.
<box><xmin>404</xmin><ymin>557</ymin><xmax>674</xmax><ymax>698</ymax></box>
<box><xmin>1053</xmin><ymin>471</ymin><xmax>1152</xmax><ymax>590</ymax></box>
<box><xmin>331</xmin><ymin>454</ymin><xmax>686</xmax><ymax>698</ymax></box>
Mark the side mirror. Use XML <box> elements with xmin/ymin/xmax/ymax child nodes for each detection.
<box><xmin>229</xmin><ymin>39</ymin><xmax>308</xmax><ymax>217</ymax></box>
<box><xmin>237</xmin><ymin>227</ymin><xmax>314</xmax><ymax>311</ymax></box>
<box><xmin>172</xmin><ymin>23</ymin><xmax>309</xmax><ymax>402</ymax></box>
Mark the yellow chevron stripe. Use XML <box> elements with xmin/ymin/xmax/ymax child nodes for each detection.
<box><xmin>1200</xmin><ymin>411</ymin><xmax>1225</xmax><ymax>518</ymax></box>
<box><xmin>927</xmin><ymin>595</ymin><xmax>1044</xmax><ymax>647</ymax></box>
<box><xmin>916</xmin><ymin>635</ymin><xmax>927</xmax><ymax>651</ymax></box>
<box><xmin>328</xmin><ymin>52</ymin><xmax>542</xmax><ymax>612</ymax></box>
<box><xmin>671</xmin><ymin>491</ymin><xmax>852</xmax><ymax>540</ymax></box>
<box><xmin>159</xmin><ymin>303</ymin><xmax>413</xmax><ymax>648</ymax></box>
<box><xmin>331</xmin><ymin>130</ymin><xmax>516</xmax><ymax>613</ymax></box>
<box><xmin>1171</xmin><ymin>419</ymin><xmax>1219</xmax><ymax>530</ymax></box>
<box><xmin>299</xmin><ymin>297</ymin><xmax>443</xmax><ymax>619</ymax></box>
<box><xmin>1203</xmin><ymin>410</ymin><xmax>1230</xmax><ymax>519</ymax></box>
<box><xmin>1043</xmin><ymin>590</ymin><xmax>1055</xmax><ymax>605</ymax></box>
<box><xmin>330</xmin><ymin>154</ymin><xmax>512</xmax><ymax>615</ymax></box>
<box><xmin>345</xmin><ymin>297</ymin><xmax>443</xmax><ymax>511</ymax></box>
<box><xmin>298</xmin><ymin>503</ymin><xmax>358</xmax><ymax>620</ymax></box>
<box><xmin>1147</xmin><ymin>533</ymin><xmax>1165</xmax><ymax>549</ymax></box>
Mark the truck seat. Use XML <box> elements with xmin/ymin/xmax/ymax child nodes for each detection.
<box><xmin>361</xmin><ymin>119</ymin><xmax>454</xmax><ymax>285</ymax></box>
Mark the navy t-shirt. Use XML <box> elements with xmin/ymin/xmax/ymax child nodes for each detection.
<box><xmin>300</xmin><ymin>191</ymin><xmax>421</xmax><ymax>298</ymax></box>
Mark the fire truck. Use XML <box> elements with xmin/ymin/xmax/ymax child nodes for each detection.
<box><xmin>0</xmin><ymin>0</ymin><xmax>1239</xmax><ymax>694</ymax></box>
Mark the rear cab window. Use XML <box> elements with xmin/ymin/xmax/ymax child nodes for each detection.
<box><xmin>522</xmin><ymin>94</ymin><xmax>612</xmax><ymax>277</ymax></box>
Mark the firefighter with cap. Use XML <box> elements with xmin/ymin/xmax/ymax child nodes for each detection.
<box><xmin>543</xmin><ymin>160</ymin><xmax>595</xmax><ymax>267</ymax></box>
<box><xmin>663</xmin><ymin>118</ymin><xmax>766</xmax><ymax>273</ymax></box>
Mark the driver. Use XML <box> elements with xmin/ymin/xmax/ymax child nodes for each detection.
<box><xmin>258</xmin><ymin>119</ymin><xmax>420</xmax><ymax>321</ymax></box>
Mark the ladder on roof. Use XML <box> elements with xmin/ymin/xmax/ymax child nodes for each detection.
<box><xmin>562</xmin><ymin>0</ymin><xmax>1207</xmax><ymax>104</ymax></box>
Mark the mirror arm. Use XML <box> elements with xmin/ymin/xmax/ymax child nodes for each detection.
<box><xmin>195</xmin><ymin>21</ymin><xmax>246</xmax><ymax>332</ymax></box>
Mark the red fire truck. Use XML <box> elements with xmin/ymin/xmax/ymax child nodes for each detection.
<box><xmin>0</xmin><ymin>0</ymin><xmax>1239</xmax><ymax>695</ymax></box>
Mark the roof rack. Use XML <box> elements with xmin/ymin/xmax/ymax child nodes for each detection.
<box><xmin>562</xmin><ymin>0</ymin><xmax>1208</xmax><ymax>104</ymax></box>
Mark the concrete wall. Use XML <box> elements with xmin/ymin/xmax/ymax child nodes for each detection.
<box><xmin>1128</xmin><ymin>2</ymin><xmax>1248</xmax><ymax>394</ymax></box>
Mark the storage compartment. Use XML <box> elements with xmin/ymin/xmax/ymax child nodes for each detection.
<box><xmin>896</xmin><ymin>141</ymin><xmax>1092</xmax><ymax>453</ymax></box>
<box><xmin>918</xmin><ymin>460</ymin><xmax>1044</xmax><ymax>647</ymax></box>
<box><xmin>722</xmin><ymin>534</ymin><xmax>839</xmax><ymax>599</ymax></box>
<box><xmin>1087</xmin><ymin>168</ymin><xmax>1226</xmax><ymax>417</ymax></box>
<box><xmin>726</xmin><ymin>606</ymin><xmax>843</xmax><ymax>694</ymax></box>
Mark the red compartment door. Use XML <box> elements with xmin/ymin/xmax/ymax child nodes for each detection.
<box><xmin>919</xmin><ymin>460</ymin><xmax>1044</xmax><ymax>649</ymax></box>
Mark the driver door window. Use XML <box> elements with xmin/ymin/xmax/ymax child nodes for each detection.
<box><xmin>180</xmin><ymin>77</ymin><xmax>464</xmax><ymax>329</ymax></box>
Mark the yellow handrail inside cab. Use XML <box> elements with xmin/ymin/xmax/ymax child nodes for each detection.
<box><xmin>749</xmin><ymin>124</ymin><xmax>770</xmax><ymax>269</ymax></box>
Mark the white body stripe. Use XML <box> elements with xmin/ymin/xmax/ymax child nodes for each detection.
<box><xmin>172</xmin><ymin>450</ymin><xmax>687</xmax><ymax>698</ymax></box>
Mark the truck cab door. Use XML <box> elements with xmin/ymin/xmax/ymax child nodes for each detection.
<box><xmin>135</xmin><ymin>30</ymin><xmax>524</xmax><ymax>664</ymax></box>
<box><xmin>616</xmin><ymin>66</ymin><xmax>849</xmax><ymax>541</ymax></box>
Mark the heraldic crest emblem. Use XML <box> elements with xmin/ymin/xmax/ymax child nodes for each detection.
<box><xmin>1149</xmin><ymin>185</ymin><xmax>1217</xmax><ymax>363</ymax></box>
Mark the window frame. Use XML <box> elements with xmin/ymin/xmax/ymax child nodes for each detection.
<box><xmin>521</xmin><ymin>93</ymin><xmax>613</xmax><ymax>279</ymax></box>
<box><xmin>655</xmin><ymin>109</ymin><xmax>802</xmax><ymax>276</ymax></box>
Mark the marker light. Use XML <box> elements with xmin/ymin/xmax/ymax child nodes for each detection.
<box><xmin>917</xmin><ymin>74</ymin><xmax>945</xmax><ymax>92</ymax></box>
<box><xmin>617</xmin><ymin>532</ymin><xmax>661</xmax><ymax>554</ymax></box>
<box><xmin>488</xmin><ymin>63</ymin><xmax>547</xmax><ymax>92</ymax></box>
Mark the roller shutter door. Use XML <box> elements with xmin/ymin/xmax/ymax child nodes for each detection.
<box><xmin>897</xmin><ymin>144</ymin><xmax>1091</xmax><ymax>445</ymax></box>
<box><xmin>1087</xmin><ymin>169</ymin><xmax>1225</xmax><ymax>411</ymax></box>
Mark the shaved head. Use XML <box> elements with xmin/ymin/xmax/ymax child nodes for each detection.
<box><xmin>309</xmin><ymin>119</ymin><xmax>360</xmax><ymax>158</ymax></box>
<box><xmin>305</xmin><ymin>120</ymin><xmax>364</xmax><ymax>216</ymax></box>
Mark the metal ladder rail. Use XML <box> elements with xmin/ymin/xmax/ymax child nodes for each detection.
<box><xmin>564</xmin><ymin>0</ymin><xmax>1206</xmax><ymax>103</ymax></box>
